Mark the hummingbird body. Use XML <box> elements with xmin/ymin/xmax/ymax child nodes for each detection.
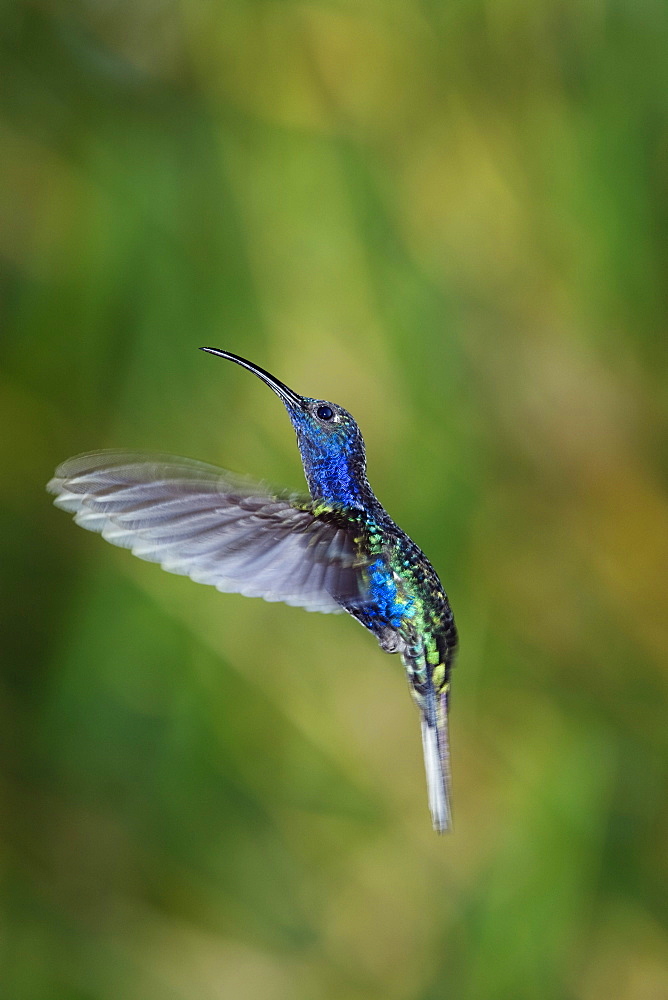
<box><xmin>48</xmin><ymin>350</ymin><xmax>457</xmax><ymax>831</ymax></box>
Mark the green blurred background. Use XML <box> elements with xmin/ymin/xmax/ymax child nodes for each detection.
<box><xmin>2</xmin><ymin>2</ymin><xmax>668</xmax><ymax>998</ymax></box>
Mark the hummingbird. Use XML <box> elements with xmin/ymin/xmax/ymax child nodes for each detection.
<box><xmin>47</xmin><ymin>349</ymin><xmax>458</xmax><ymax>832</ymax></box>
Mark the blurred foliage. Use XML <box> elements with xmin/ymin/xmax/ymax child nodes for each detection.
<box><xmin>1</xmin><ymin>1</ymin><xmax>668</xmax><ymax>998</ymax></box>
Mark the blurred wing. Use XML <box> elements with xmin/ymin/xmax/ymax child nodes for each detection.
<box><xmin>47</xmin><ymin>451</ymin><xmax>367</xmax><ymax>613</ymax></box>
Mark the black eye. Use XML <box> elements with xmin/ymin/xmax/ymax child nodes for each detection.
<box><xmin>316</xmin><ymin>404</ymin><xmax>334</xmax><ymax>421</ymax></box>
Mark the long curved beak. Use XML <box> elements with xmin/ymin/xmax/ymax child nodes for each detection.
<box><xmin>200</xmin><ymin>348</ymin><xmax>304</xmax><ymax>410</ymax></box>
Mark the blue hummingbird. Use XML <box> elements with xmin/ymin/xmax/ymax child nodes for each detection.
<box><xmin>47</xmin><ymin>349</ymin><xmax>458</xmax><ymax>831</ymax></box>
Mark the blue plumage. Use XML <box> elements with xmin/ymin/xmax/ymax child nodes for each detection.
<box><xmin>366</xmin><ymin>558</ymin><xmax>416</xmax><ymax>628</ymax></box>
<box><xmin>288</xmin><ymin>399</ymin><xmax>369</xmax><ymax>509</ymax></box>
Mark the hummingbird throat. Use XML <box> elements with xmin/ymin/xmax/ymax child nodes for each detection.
<box><xmin>302</xmin><ymin>446</ymin><xmax>369</xmax><ymax>509</ymax></box>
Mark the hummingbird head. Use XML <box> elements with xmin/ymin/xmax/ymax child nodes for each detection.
<box><xmin>201</xmin><ymin>348</ymin><xmax>370</xmax><ymax>508</ymax></box>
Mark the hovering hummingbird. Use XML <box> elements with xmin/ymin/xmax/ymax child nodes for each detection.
<box><xmin>47</xmin><ymin>349</ymin><xmax>458</xmax><ymax>831</ymax></box>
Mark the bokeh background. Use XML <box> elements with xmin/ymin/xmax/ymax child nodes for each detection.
<box><xmin>2</xmin><ymin>2</ymin><xmax>668</xmax><ymax>998</ymax></box>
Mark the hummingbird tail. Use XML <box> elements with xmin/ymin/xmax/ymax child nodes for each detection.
<box><xmin>420</xmin><ymin>684</ymin><xmax>452</xmax><ymax>834</ymax></box>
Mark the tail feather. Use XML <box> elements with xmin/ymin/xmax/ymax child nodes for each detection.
<box><xmin>420</xmin><ymin>685</ymin><xmax>452</xmax><ymax>833</ymax></box>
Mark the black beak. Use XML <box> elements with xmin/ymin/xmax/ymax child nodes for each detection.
<box><xmin>200</xmin><ymin>348</ymin><xmax>305</xmax><ymax>410</ymax></box>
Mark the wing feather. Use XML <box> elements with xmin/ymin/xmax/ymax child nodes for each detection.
<box><xmin>47</xmin><ymin>451</ymin><xmax>367</xmax><ymax>613</ymax></box>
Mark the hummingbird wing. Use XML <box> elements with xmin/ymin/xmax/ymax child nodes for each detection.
<box><xmin>47</xmin><ymin>451</ymin><xmax>368</xmax><ymax>614</ymax></box>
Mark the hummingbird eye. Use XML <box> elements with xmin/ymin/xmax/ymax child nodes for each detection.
<box><xmin>316</xmin><ymin>404</ymin><xmax>334</xmax><ymax>421</ymax></box>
